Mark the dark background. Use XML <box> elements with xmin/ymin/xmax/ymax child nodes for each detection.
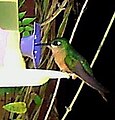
<box><xmin>57</xmin><ymin>0</ymin><xmax>115</xmax><ymax>120</ymax></box>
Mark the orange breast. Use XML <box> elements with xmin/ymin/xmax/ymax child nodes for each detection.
<box><xmin>52</xmin><ymin>49</ymin><xmax>71</xmax><ymax>73</ymax></box>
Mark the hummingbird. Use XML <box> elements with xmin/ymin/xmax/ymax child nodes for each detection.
<box><xmin>40</xmin><ymin>38</ymin><xmax>109</xmax><ymax>101</ymax></box>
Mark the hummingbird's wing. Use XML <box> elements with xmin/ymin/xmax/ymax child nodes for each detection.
<box><xmin>65</xmin><ymin>55</ymin><xmax>109</xmax><ymax>101</ymax></box>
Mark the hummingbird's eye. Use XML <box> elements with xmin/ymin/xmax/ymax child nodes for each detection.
<box><xmin>52</xmin><ymin>41</ymin><xmax>61</xmax><ymax>46</ymax></box>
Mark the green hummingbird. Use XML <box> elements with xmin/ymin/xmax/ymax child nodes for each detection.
<box><xmin>41</xmin><ymin>38</ymin><xmax>109</xmax><ymax>101</ymax></box>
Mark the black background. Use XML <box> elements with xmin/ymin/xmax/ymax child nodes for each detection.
<box><xmin>57</xmin><ymin>0</ymin><xmax>115</xmax><ymax>120</ymax></box>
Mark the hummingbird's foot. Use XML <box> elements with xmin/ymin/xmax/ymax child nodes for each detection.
<box><xmin>60</xmin><ymin>70</ymin><xmax>77</xmax><ymax>79</ymax></box>
<box><xmin>69</xmin><ymin>73</ymin><xmax>78</xmax><ymax>80</ymax></box>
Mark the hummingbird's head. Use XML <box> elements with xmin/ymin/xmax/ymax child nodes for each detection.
<box><xmin>50</xmin><ymin>38</ymin><xmax>69</xmax><ymax>49</ymax></box>
<box><xmin>36</xmin><ymin>38</ymin><xmax>69</xmax><ymax>53</ymax></box>
<box><xmin>47</xmin><ymin>38</ymin><xmax>70</xmax><ymax>54</ymax></box>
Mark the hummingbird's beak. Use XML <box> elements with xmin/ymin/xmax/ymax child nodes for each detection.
<box><xmin>34</xmin><ymin>42</ymin><xmax>52</xmax><ymax>49</ymax></box>
<box><xmin>34</xmin><ymin>43</ymin><xmax>51</xmax><ymax>46</ymax></box>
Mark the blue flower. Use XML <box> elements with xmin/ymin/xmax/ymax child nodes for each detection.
<box><xmin>20</xmin><ymin>22</ymin><xmax>41</xmax><ymax>68</ymax></box>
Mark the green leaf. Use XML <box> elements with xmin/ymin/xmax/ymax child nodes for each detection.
<box><xmin>25</xmin><ymin>26</ymin><xmax>33</xmax><ymax>31</ymax></box>
<box><xmin>34</xmin><ymin>95</ymin><xmax>42</xmax><ymax>106</ymax></box>
<box><xmin>18</xmin><ymin>11</ymin><xmax>26</xmax><ymax>19</ymax></box>
<box><xmin>22</xmin><ymin>31</ymin><xmax>30</xmax><ymax>37</ymax></box>
<box><xmin>19</xmin><ymin>21</ymin><xmax>22</xmax><ymax>27</ymax></box>
<box><xmin>19</xmin><ymin>26</ymin><xmax>24</xmax><ymax>33</ymax></box>
<box><xmin>3</xmin><ymin>102</ymin><xmax>27</xmax><ymax>114</ymax></box>
<box><xmin>22</xmin><ymin>18</ymin><xmax>36</xmax><ymax>25</ymax></box>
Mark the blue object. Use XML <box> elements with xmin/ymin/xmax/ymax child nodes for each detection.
<box><xmin>20</xmin><ymin>22</ymin><xmax>41</xmax><ymax>68</ymax></box>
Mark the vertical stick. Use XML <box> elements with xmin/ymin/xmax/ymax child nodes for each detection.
<box><xmin>69</xmin><ymin>0</ymin><xmax>89</xmax><ymax>44</ymax></box>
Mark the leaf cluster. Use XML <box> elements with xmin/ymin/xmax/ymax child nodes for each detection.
<box><xmin>18</xmin><ymin>11</ymin><xmax>35</xmax><ymax>37</ymax></box>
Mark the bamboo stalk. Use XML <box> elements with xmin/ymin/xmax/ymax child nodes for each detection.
<box><xmin>41</xmin><ymin>0</ymin><xmax>68</xmax><ymax>26</ymax></box>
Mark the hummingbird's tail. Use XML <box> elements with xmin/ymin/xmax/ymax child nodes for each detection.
<box><xmin>81</xmin><ymin>75</ymin><xmax>109</xmax><ymax>101</ymax></box>
<box><xmin>75</xmin><ymin>62</ymin><xmax>109</xmax><ymax>101</ymax></box>
<box><xmin>85</xmin><ymin>77</ymin><xmax>109</xmax><ymax>101</ymax></box>
<box><xmin>82</xmin><ymin>76</ymin><xmax>109</xmax><ymax>101</ymax></box>
<box><xmin>84</xmin><ymin>76</ymin><xmax>109</xmax><ymax>102</ymax></box>
<box><xmin>98</xmin><ymin>90</ymin><xmax>108</xmax><ymax>102</ymax></box>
